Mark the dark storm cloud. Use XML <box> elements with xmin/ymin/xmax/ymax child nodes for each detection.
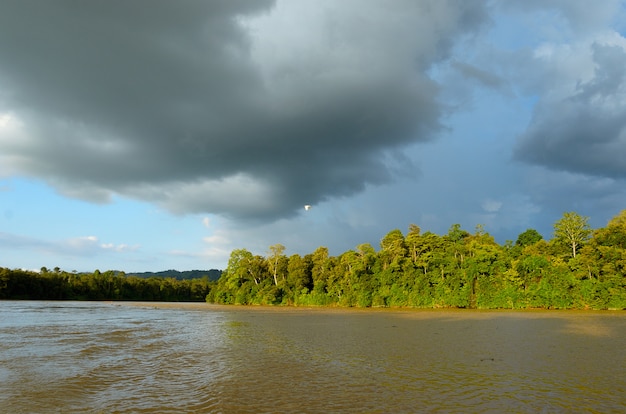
<box><xmin>514</xmin><ymin>44</ymin><xmax>626</xmax><ymax>178</ymax></box>
<box><xmin>0</xmin><ymin>0</ymin><xmax>489</xmax><ymax>220</ymax></box>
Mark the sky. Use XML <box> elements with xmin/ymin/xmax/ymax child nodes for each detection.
<box><xmin>1</xmin><ymin>0</ymin><xmax>626</xmax><ymax>272</ymax></box>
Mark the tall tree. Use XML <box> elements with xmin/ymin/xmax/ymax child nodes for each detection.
<box><xmin>355</xmin><ymin>243</ymin><xmax>377</xmax><ymax>273</ymax></box>
<box><xmin>311</xmin><ymin>246</ymin><xmax>331</xmax><ymax>292</ymax></box>
<box><xmin>268</xmin><ymin>244</ymin><xmax>286</xmax><ymax>286</ymax></box>
<box><xmin>379</xmin><ymin>229</ymin><xmax>407</xmax><ymax>271</ymax></box>
<box><xmin>224</xmin><ymin>249</ymin><xmax>255</xmax><ymax>288</ymax></box>
<box><xmin>405</xmin><ymin>224</ymin><xmax>422</xmax><ymax>264</ymax></box>
<box><xmin>287</xmin><ymin>254</ymin><xmax>313</xmax><ymax>294</ymax></box>
<box><xmin>553</xmin><ymin>212</ymin><xmax>592</xmax><ymax>258</ymax></box>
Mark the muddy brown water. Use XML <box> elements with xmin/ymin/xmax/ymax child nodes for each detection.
<box><xmin>1</xmin><ymin>301</ymin><xmax>624</xmax><ymax>413</ymax></box>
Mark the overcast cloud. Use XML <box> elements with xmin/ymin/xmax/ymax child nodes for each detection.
<box><xmin>0</xmin><ymin>0</ymin><xmax>489</xmax><ymax>221</ymax></box>
<box><xmin>1</xmin><ymin>0</ymin><xmax>626</xmax><ymax>271</ymax></box>
<box><xmin>514</xmin><ymin>43</ymin><xmax>626</xmax><ymax>178</ymax></box>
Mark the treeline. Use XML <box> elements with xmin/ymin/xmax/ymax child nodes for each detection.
<box><xmin>0</xmin><ymin>268</ymin><xmax>212</xmax><ymax>302</ymax></box>
<box><xmin>208</xmin><ymin>210</ymin><xmax>626</xmax><ymax>309</ymax></box>
<box><xmin>127</xmin><ymin>269</ymin><xmax>222</xmax><ymax>281</ymax></box>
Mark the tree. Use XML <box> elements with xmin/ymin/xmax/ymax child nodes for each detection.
<box><xmin>379</xmin><ymin>229</ymin><xmax>407</xmax><ymax>271</ymax></box>
<box><xmin>516</xmin><ymin>229</ymin><xmax>543</xmax><ymax>247</ymax></box>
<box><xmin>311</xmin><ymin>246</ymin><xmax>331</xmax><ymax>292</ymax></box>
<box><xmin>355</xmin><ymin>243</ymin><xmax>377</xmax><ymax>273</ymax></box>
<box><xmin>268</xmin><ymin>244</ymin><xmax>286</xmax><ymax>286</ymax></box>
<box><xmin>594</xmin><ymin>209</ymin><xmax>626</xmax><ymax>248</ymax></box>
<box><xmin>224</xmin><ymin>249</ymin><xmax>255</xmax><ymax>288</ymax></box>
<box><xmin>287</xmin><ymin>254</ymin><xmax>313</xmax><ymax>294</ymax></box>
<box><xmin>447</xmin><ymin>223</ymin><xmax>469</xmax><ymax>243</ymax></box>
<box><xmin>553</xmin><ymin>212</ymin><xmax>592</xmax><ymax>258</ymax></box>
<box><xmin>465</xmin><ymin>229</ymin><xmax>504</xmax><ymax>308</ymax></box>
<box><xmin>405</xmin><ymin>224</ymin><xmax>422</xmax><ymax>264</ymax></box>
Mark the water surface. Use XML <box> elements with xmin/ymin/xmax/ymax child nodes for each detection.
<box><xmin>1</xmin><ymin>301</ymin><xmax>624</xmax><ymax>413</ymax></box>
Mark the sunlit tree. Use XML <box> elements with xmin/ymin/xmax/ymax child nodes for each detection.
<box><xmin>268</xmin><ymin>244</ymin><xmax>286</xmax><ymax>286</ymax></box>
<box><xmin>553</xmin><ymin>212</ymin><xmax>592</xmax><ymax>258</ymax></box>
<box><xmin>516</xmin><ymin>229</ymin><xmax>543</xmax><ymax>247</ymax></box>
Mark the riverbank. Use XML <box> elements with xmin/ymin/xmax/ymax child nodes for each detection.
<box><xmin>114</xmin><ymin>301</ymin><xmax>625</xmax><ymax>318</ymax></box>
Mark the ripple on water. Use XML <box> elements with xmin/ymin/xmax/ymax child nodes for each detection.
<box><xmin>1</xmin><ymin>303</ymin><xmax>624</xmax><ymax>413</ymax></box>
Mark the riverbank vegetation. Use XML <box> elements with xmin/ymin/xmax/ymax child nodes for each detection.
<box><xmin>0</xmin><ymin>268</ymin><xmax>212</xmax><ymax>302</ymax></box>
<box><xmin>208</xmin><ymin>210</ymin><xmax>626</xmax><ymax>310</ymax></box>
<box><xmin>2</xmin><ymin>210</ymin><xmax>625</xmax><ymax>309</ymax></box>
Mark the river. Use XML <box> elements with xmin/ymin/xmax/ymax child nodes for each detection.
<box><xmin>0</xmin><ymin>301</ymin><xmax>624</xmax><ymax>413</ymax></box>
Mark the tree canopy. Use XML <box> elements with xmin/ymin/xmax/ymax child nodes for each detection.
<box><xmin>553</xmin><ymin>212</ymin><xmax>592</xmax><ymax>258</ymax></box>
<box><xmin>207</xmin><ymin>210</ymin><xmax>626</xmax><ymax>310</ymax></box>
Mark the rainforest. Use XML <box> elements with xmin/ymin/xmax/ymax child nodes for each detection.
<box><xmin>207</xmin><ymin>210</ymin><xmax>626</xmax><ymax>309</ymax></box>
<box><xmin>0</xmin><ymin>268</ymin><xmax>213</xmax><ymax>302</ymax></box>
<box><xmin>2</xmin><ymin>210</ymin><xmax>625</xmax><ymax>309</ymax></box>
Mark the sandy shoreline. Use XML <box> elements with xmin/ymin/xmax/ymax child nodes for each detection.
<box><xmin>110</xmin><ymin>301</ymin><xmax>625</xmax><ymax>317</ymax></box>
<box><xmin>111</xmin><ymin>301</ymin><xmax>440</xmax><ymax>314</ymax></box>
<box><xmin>113</xmin><ymin>301</ymin><xmax>233</xmax><ymax>311</ymax></box>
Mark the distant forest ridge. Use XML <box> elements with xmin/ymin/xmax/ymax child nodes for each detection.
<box><xmin>127</xmin><ymin>269</ymin><xmax>222</xmax><ymax>281</ymax></box>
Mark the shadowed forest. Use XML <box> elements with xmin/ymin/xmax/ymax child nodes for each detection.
<box><xmin>2</xmin><ymin>210</ymin><xmax>625</xmax><ymax>309</ymax></box>
<box><xmin>0</xmin><ymin>268</ymin><xmax>213</xmax><ymax>302</ymax></box>
<box><xmin>208</xmin><ymin>210</ymin><xmax>626</xmax><ymax>309</ymax></box>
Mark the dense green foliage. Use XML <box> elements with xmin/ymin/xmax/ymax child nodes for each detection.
<box><xmin>0</xmin><ymin>268</ymin><xmax>212</xmax><ymax>302</ymax></box>
<box><xmin>207</xmin><ymin>211</ymin><xmax>626</xmax><ymax>309</ymax></box>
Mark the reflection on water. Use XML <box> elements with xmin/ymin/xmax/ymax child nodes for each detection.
<box><xmin>1</xmin><ymin>301</ymin><xmax>228</xmax><ymax>413</ymax></box>
<box><xmin>1</xmin><ymin>302</ymin><xmax>624</xmax><ymax>413</ymax></box>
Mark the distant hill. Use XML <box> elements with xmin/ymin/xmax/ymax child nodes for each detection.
<box><xmin>126</xmin><ymin>269</ymin><xmax>222</xmax><ymax>281</ymax></box>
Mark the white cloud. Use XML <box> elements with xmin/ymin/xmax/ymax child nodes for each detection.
<box><xmin>202</xmin><ymin>217</ymin><xmax>211</xmax><ymax>228</ymax></box>
<box><xmin>168</xmin><ymin>230</ymin><xmax>233</xmax><ymax>266</ymax></box>
<box><xmin>101</xmin><ymin>242</ymin><xmax>140</xmax><ymax>253</ymax></box>
<box><xmin>481</xmin><ymin>199</ymin><xmax>503</xmax><ymax>213</ymax></box>
<box><xmin>66</xmin><ymin>236</ymin><xmax>99</xmax><ymax>248</ymax></box>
